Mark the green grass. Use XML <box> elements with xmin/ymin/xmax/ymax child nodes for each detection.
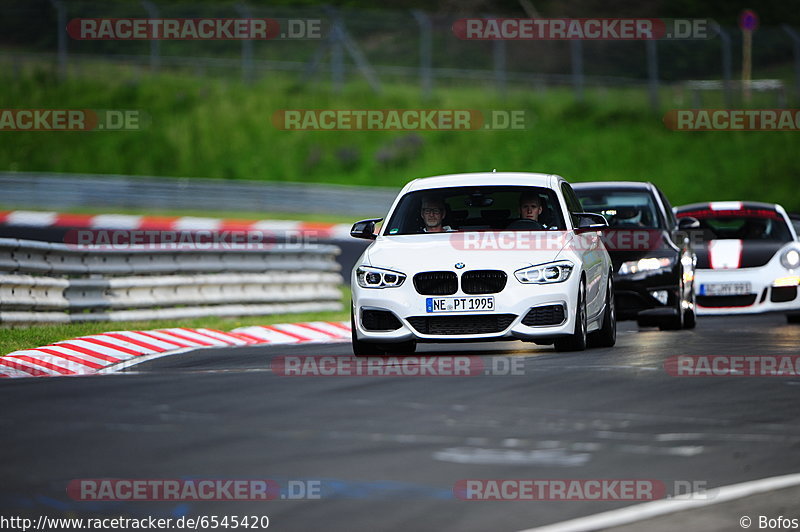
<box><xmin>1</xmin><ymin>287</ymin><xmax>351</xmax><ymax>355</ymax></box>
<box><xmin>1</xmin><ymin>59</ymin><xmax>799</xmax><ymax>211</ymax></box>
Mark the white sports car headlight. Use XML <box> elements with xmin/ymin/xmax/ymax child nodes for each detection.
<box><xmin>618</xmin><ymin>256</ymin><xmax>675</xmax><ymax>275</ymax></box>
<box><xmin>781</xmin><ymin>249</ymin><xmax>800</xmax><ymax>269</ymax></box>
<box><xmin>356</xmin><ymin>266</ymin><xmax>406</xmax><ymax>288</ymax></box>
<box><xmin>515</xmin><ymin>260</ymin><xmax>573</xmax><ymax>284</ymax></box>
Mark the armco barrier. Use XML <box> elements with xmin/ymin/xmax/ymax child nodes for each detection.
<box><xmin>0</xmin><ymin>172</ymin><xmax>398</xmax><ymax>217</ymax></box>
<box><xmin>0</xmin><ymin>238</ymin><xmax>342</xmax><ymax>324</ymax></box>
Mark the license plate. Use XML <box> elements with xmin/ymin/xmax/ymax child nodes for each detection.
<box><xmin>426</xmin><ymin>296</ymin><xmax>495</xmax><ymax>313</ymax></box>
<box><xmin>699</xmin><ymin>282</ymin><xmax>752</xmax><ymax>296</ymax></box>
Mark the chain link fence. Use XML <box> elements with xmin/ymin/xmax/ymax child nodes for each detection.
<box><xmin>1</xmin><ymin>2</ymin><xmax>799</xmax><ymax>107</ymax></box>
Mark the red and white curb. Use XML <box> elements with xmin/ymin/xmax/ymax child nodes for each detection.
<box><xmin>0</xmin><ymin>210</ymin><xmax>352</xmax><ymax>241</ymax></box>
<box><xmin>0</xmin><ymin>321</ymin><xmax>351</xmax><ymax>378</ymax></box>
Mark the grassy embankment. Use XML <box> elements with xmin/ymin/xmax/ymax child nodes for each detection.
<box><xmin>1</xmin><ymin>63</ymin><xmax>798</xmax><ymax>212</ymax></box>
<box><xmin>1</xmin><ymin>63</ymin><xmax>798</xmax><ymax>351</ymax></box>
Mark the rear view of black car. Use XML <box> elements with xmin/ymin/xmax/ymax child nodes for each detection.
<box><xmin>574</xmin><ymin>182</ymin><xmax>699</xmax><ymax>330</ymax></box>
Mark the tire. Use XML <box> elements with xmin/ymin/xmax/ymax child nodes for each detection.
<box><xmin>659</xmin><ymin>277</ymin><xmax>684</xmax><ymax>331</ymax></box>
<box><xmin>682</xmin><ymin>283</ymin><xmax>697</xmax><ymax>329</ymax></box>
<box><xmin>350</xmin><ymin>308</ymin><xmax>417</xmax><ymax>357</ymax></box>
<box><xmin>588</xmin><ymin>275</ymin><xmax>616</xmax><ymax>348</ymax></box>
<box><xmin>555</xmin><ymin>279</ymin><xmax>587</xmax><ymax>352</ymax></box>
<box><xmin>787</xmin><ymin>314</ymin><xmax>800</xmax><ymax>324</ymax></box>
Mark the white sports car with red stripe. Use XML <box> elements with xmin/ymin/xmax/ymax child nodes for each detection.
<box><xmin>675</xmin><ymin>201</ymin><xmax>800</xmax><ymax>322</ymax></box>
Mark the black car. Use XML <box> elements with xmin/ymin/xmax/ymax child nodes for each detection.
<box><xmin>573</xmin><ymin>182</ymin><xmax>699</xmax><ymax>330</ymax></box>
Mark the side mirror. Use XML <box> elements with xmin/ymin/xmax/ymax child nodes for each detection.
<box><xmin>350</xmin><ymin>218</ymin><xmax>383</xmax><ymax>240</ymax></box>
<box><xmin>575</xmin><ymin>212</ymin><xmax>608</xmax><ymax>233</ymax></box>
<box><xmin>678</xmin><ymin>216</ymin><xmax>700</xmax><ymax>230</ymax></box>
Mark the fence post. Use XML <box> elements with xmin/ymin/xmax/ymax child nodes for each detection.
<box><xmin>49</xmin><ymin>0</ymin><xmax>67</xmax><ymax>80</ymax></box>
<box><xmin>412</xmin><ymin>10</ymin><xmax>433</xmax><ymax>100</ymax></box>
<box><xmin>713</xmin><ymin>23</ymin><xmax>733</xmax><ymax>107</ymax></box>
<box><xmin>783</xmin><ymin>25</ymin><xmax>800</xmax><ymax>103</ymax></box>
<box><xmin>324</xmin><ymin>7</ymin><xmax>345</xmax><ymax>92</ymax></box>
<box><xmin>141</xmin><ymin>0</ymin><xmax>160</xmax><ymax>72</ymax></box>
<box><xmin>646</xmin><ymin>39</ymin><xmax>659</xmax><ymax>111</ymax></box>
<box><xmin>235</xmin><ymin>3</ymin><xmax>255</xmax><ymax>84</ymax></box>
<box><xmin>570</xmin><ymin>40</ymin><xmax>584</xmax><ymax>102</ymax></box>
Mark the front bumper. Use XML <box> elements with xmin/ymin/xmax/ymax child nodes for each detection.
<box><xmin>612</xmin><ymin>267</ymin><xmax>681</xmax><ymax>321</ymax></box>
<box><xmin>694</xmin><ymin>266</ymin><xmax>800</xmax><ymax>315</ymax></box>
<box><xmin>352</xmin><ymin>274</ymin><xmax>580</xmax><ymax>343</ymax></box>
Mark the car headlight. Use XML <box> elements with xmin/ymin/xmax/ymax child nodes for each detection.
<box><xmin>781</xmin><ymin>249</ymin><xmax>800</xmax><ymax>269</ymax></box>
<box><xmin>515</xmin><ymin>260</ymin><xmax>573</xmax><ymax>284</ymax></box>
<box><xmin>356</xmin><ymin>266</ymin><xmax>406</xmax><ymax>288</ymax></box>
<box><xmin>618</xmin><ymin>256</ymin><xmax>675</xmax><ymax>275</ymax></box>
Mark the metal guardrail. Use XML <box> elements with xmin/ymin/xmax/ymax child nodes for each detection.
<box><xmin>0</xmin><ymin>237</ymin><xmax>343</xmax><ymax>323</ymax></box>
<box><xmin>0</xmin><ymin>172</ymin><xmax>399</xmax><ymax>217</ymax></box>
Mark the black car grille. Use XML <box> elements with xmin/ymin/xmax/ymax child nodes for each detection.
<box><xmin>461</xmin><ymin>270</ymin><xmax>507</xmax><ymax>295</ymax></box>
<box><xmin>406</xmin><ymin>314</ymin><xmax>516</xmax><ymax>335</ymax></box>
<box><xmin>413</xmin><ymin>271</ymin><xmax>458</xmax><ymax>295</ymax></box>
<box><xmin>361</xmin><ymin>309</ymin><xmax>402</xmax><ymax>331</ymax></box>
<box><xmin>697</xmin><ymin>294</ymin><xmax>757</xmax><ymax>308</ymax></box>
<box><xmin>521</xmin><ymin>305</ymin><xmax>566</xmax><ymax>326</ymax></box>
<box><xmin>771</xmin><ymin>286</ymin><xmax>798</xmax><ymax>303</ymax></box>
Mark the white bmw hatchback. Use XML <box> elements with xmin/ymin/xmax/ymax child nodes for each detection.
<box><xmin>350</xmin><ymin>172</ymin><xmax>616</xmax><ymax>355</ymax></box>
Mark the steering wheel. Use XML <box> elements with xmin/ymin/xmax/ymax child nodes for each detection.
<box><xmin>506</xmin><ymin>218</ymin><xmax>544</xmax><ymax>230</ymax></box>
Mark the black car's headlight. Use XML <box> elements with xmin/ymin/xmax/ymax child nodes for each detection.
<box><xmin>780</xmin><ymin>249</ymin><xmax>800</xmax><ymax>269</ymax></box>
<box><xmin>618</xmin><ymin>256</ymin><xmax>675</xmax><ymax>276</ymax></box>
<box><xmin>356</xmin><ymin>266</ymin><xmax>406</xmax><ymax>288</ymax></box>
<box><xmin>515</xmin><ymin>260</ymin><xmax>573</xmax><ymax>284</ymax></box>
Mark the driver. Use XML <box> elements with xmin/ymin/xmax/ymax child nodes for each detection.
<box><xmin>514</xmin><ymin>192</ymin><xmax>550</xmax><ymax>229</ymax></box>
<box><xmin>420</xmin><ymin>196</ymin><xmax>454</xmax><ymax>233</ymax></box>
<box><xmin>519</xmin><ymin>192</ymin><xmax>543</xmax><ymax>223</ymax></box>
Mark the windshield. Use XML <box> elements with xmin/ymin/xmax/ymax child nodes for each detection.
<box><xmin>576</xmin><ymin>189</ymin><xmax>664</xmax><ymax>229</ymax></box>
<box><xmin>383</xmin><ymin>186</ymin><xmax>566</xmax><ymax>235</ymax></box>
<box><xmin>678</xmin><ymin>208</ymin><xmax>793</xmax><ymax>242</ymax></box>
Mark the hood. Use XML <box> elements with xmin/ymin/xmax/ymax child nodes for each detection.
<box><xmin>695</xmin><ymin>239</ymin><xmax>787</xmax><ymax>269</ymax></box>
<box><xmin>363</xmin><ymin>232</ymin><xmax>571</xmax><ymax>272</ymax></box>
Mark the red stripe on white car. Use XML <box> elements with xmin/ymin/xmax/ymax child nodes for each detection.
<box><xmin>708</xmin><ymin>240</ymin><xmax>743</xmax><ymax>269</ymax></box>
<box><xmin>0</xmin><ymin>321</ymin><xmax>351</xmax><ymax>378</ymax></box>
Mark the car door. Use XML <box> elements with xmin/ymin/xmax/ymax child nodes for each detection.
<box><xmin>562</xmin><ymin>182</ymin><xmax>606</xmax><ymax>319</ymax></box>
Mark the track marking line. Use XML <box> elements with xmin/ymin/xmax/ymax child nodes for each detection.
<box><xmin>519</xmin><ymin>472</ymin><xmax>800</xmax><ymax>532</ymax></box>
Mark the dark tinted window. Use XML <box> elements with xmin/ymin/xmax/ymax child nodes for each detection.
<box><xmin>576</xmin><ymin>188</ymin><xmax>664</xmax><ymax>229</ymax></box>
<box><xmin>678</xmin><ymin>208</ymin><xmax>793</xmax><ymax>242</ymax></box>
<box><xmin>383</xmin><ymin>186</ymin><xmax>566</xmax><ymax>235</ymax></box>
<box><xmin>560</xmin><ymin>183</ymin><xmax>583</xmax><ymax>227</ymax></box>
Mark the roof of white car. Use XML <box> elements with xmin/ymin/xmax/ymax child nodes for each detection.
<box><xmin>403</xmin><ymin>172</ymin><xmax>560</xmax><ymax>192</ymax></box>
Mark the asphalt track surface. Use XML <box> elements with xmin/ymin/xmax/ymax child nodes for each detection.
<box><xmin>2</xmin><ymin>314</ymin><xmax>800</xmax><ymax>531</ymax></box>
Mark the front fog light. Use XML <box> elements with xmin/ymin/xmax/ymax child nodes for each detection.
<box><xmin>781</xmin><ymin>249</ymin><xmax>800</xmax><ymax>269</ymax></box>
<box><xmin>650</xmin><ymin>290</ymin><xmax>669</xmax><ymax>305</ymax></box>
